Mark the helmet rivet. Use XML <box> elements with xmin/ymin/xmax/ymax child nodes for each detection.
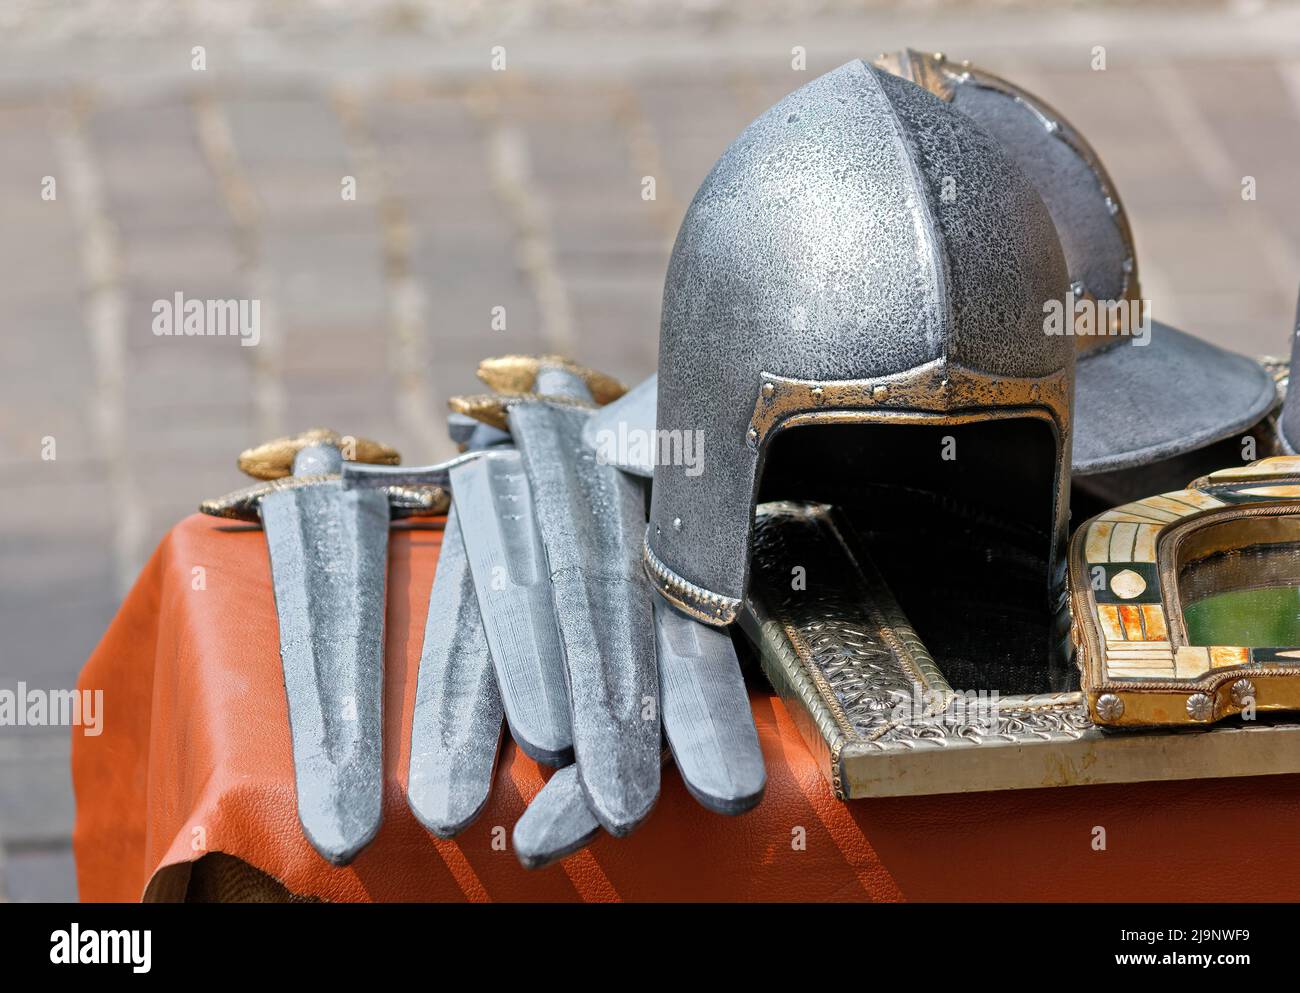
<box><xmin>1186</xmin><ymin>693</ymin><xmax>1214</xmax><ymax>721</ymax></box>
<box><xmin>761</xmin><ymin>382</ymin><xmax>775</xmax><ymax>398</ymax></box>
<box><xmin>811</xmin><ymin>386</ymin><xmax>824</xmax><ymax>402</ymax></box>
<box><xmin>1095</xmin><ymin>693</ymin><xmax>1124</xmax><ymax>721</ymax></box>
<box><xmin>872</xmin><ymin>385</ymin><xmax>889</xmax><ymax>402</ymax></box>
<box><xmin>672</xmin><ymin>517</ymin><xmax>683</xmax><ymax>531</ymax></box>
<box><xmin>746</xmin><ymin>426</ymin><xmax>758</xmax><ymax>445</ymax></box>
<box><xmin>1231</xmin><ymin>679</ymin><xmax>1256</xmax><ymax>707</ymax></box>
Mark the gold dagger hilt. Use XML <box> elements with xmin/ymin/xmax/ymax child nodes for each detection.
<box><xmin>236</xmin><ymin>428</ymin><xmax>400</xmax><ymax>481</ymax></box>
<box><xmin>201</xmin><ymin>428</ymin><xmax>449</xmax><ymax>522</ymax></box>
<box><xmin>450</xmin><ymin>355</ymin><xmax>628</xmax><ymax>430</ymax></box>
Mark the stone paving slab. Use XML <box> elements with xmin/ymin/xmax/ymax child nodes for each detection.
<box><xmin>2</xmin><ymin>847</ymin><xmax>78</xmax><ymax>903</ymax></box>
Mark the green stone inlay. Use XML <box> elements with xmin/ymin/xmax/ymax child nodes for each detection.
<box><xmin>1184</xmin><ymin>586</ymin><xmax>1300</xmax><ymax>648</ymax></box>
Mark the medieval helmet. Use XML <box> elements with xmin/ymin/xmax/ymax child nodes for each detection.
<box><xmin>875</xmin><ymin>50</ymin><xmax>1278</xmax><ymax>479</ymax></box>
<box><xmin>643</xmin><ymin>59</ymin><xmax>1074</xmax><ymax>690</ymax></box>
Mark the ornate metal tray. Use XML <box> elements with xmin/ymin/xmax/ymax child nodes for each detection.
<box><xmin>1072</xmin><ymin>455</ymin><xmax>1300</xmax><ymax>728</ymax></box>
<box><xmin>739</xmin><ymin>500</ymin><xmax>1300</xmax><ymax>799</ymax></box>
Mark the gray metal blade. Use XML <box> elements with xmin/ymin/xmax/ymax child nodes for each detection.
<box><xmin>260</xmin><ymin>479</ymin><xmax>388</xmax><ymax>865</ymax></box>
<box><xmin>340</xmin><ymin>449</ymin><xmax>498</xmax><ymax>489</ymax></box>
<box><xmin>511</xmin><ymin>765</ymin><xmax>600</xmax><ymax>870</ymax></box>
<box><xmin>407</xmin><ymin>503</ymin><xmax>505</xmax><ymax>838</ymax></box>
<box><xmin>451</xmin><ymin>452</ymin><xmax>573</xmax><ymax>766</ymax></box>
<box><xmin>580</xmin><ymin>373</ymin><xmax>657</xmax><ymax>478</ymax></box>
<box><xmin>655</xmin><ymin>596</ymin><xmax>766</xmax><ymax>815</ymax></box>
<box><xmin>509</xmin><ymin>392</ymin><xmax>660</xmax><ymax>836</ymax></box>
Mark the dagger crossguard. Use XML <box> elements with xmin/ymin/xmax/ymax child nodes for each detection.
<box><xmin>237</xmin><ymin>428</ymin><xmax>400</xmax><ymax>481</ymax></box>
<box><xmin>448</xmin><ymin>392</ymin><xmax>595</xmax><ymax>432</ymax></box>
<box><xmin>476</xmin><ymin>355</ymin><xmax>627</xmax><ymax>405</ymax></box>
<box><xmin>202</xmin><ymin>428</ymin><xmax>450</xmax><ymax>522</ymax></box>
<box><xmin>451</xmin><ymin>356</ymin><xmax>626</xmax><ymax>431</ymax></box>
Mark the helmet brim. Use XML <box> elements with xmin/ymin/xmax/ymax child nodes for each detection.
<box><xmin>1073</xmin><ymin>322</ymin><xmax>1277</xmax><ymax>476</ymax></box>
<box><xmin>593</xmin><ymin>325</ymin><xmax>1278</xmax><ymax>482</ymax></box>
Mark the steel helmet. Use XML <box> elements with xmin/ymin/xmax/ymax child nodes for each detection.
<box><xmin>643</xmin><ymin>57</ymin><xmax>1074</xmax><ymax>675</ymax></box>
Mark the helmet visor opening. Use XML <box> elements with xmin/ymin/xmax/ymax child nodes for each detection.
<box><xmin>758</xmin><ymin>416</ymin><xmax>1071</xmax><ymax>695</ymax></box>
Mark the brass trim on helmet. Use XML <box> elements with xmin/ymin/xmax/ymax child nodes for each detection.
<box><xmin>647</xmin><ymin>359</ymin><xmax>1073</xmax><ymax>628</ymax></box>
<box><xmin>746</xmin><ymin>359</ymin><xmax>1072</xmax><ymax>449</ymax></box>
<box><xmin>643</xmin><ymin>532</ymin><xmax>743</xmax><ymax>625</ymax></box>
<box><xmin>872</xmin><ymin>49</ymin><xmax>959</xmax><ymax>101</ymax></box>
<box><xmin>874</xmin><ymin>49</ymin><xmax>1141</xmax><ymax>346</ymax></box>
<box><xmin>642</xmin><ymin>530</ymin><xmax>743</xmax><ymax>623</ymax></box>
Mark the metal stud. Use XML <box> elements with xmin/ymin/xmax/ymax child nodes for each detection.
<box><xmin>1230</xmin><ymin>679</ymin><xmax>1256</xmax><ymax>708</ymax></box>
<box><xmin>1095</xmin><ymin>693</ymin><xmax>1124</xmax><ymax>722</ymax></box>
<box><xmin>1186</xmin><ymin>693</ymin><xmax>1214</xmax><ymax>721</ymax></box>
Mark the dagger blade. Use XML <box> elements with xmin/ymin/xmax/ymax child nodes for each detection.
<box><xmin>260</xmin><ymin>475</ymin><xmax>388</xmax><ymax>865</ymax></box>
<box><xmin>654</xmin><ymin>596</ymin><xmax>766</xmax><ymax>815</ymax></box>
<box><xmin>508</xmin><ymin>376</ymin><xmax>660</xmax><ymax>837</ymax></box>
<box><xmin>407</xmin><ymin>502</ymin><xmax>505</xmax><ymax>838</ymax></box>
<box><xmin>450</xmin><ymin>451</ymin><xmax>573</xmax><ymax>766</ymax></box>
<box><xmin>340</xmin><ymin>449</ymin><xmax>497</xmax><ymax>490</ymax></box>
<box><xmin>511</xmin><ymin>765</ymin><xmax>600</xmax><ymax>870</ymax></box>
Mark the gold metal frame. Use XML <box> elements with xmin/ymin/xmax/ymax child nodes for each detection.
<box><xmin>1071</xmin><ymin>455</ymin><xmax>1300</xmax><ymax>726</ymax></box>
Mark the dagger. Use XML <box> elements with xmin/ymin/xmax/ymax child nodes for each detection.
<box><xmin>407</xmin><ymin>420</ymin><xmax>513</xmax><ymax>837</ymax></box>
<box><xmin>450</xmin><ymin>449</ymin><xmax>574</xmax><ymax>766</ymax></box>
<box><xmin>202</xmin><ymin>429</ymin><xmax>419</xmax><ymax>865</ymax></box>
<box><xmin>499</xmin><ymin>361</ymin><xmax>661</xmax><ymax>836</ymax></box>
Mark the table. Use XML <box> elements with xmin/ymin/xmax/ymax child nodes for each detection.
<box><xmin>72</xmin><ymin>514</ymin><xmax>1300</xmax><ymax>901</ymax></box>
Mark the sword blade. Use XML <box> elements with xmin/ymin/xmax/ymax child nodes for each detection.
<box><xmin>510</xmin><ymin>399</ymin><xmax>660</xmax><ymax>836</ymax></box>
<box><xmin>340</xmin><ymin>449</ymin><xmax>498</xmax><ymax>490</ymax></box>
<box><xmin>511</xmin><ymin>765</ymin><xmax>600</xmax><ymax>870</ymax></box>
<box><xmin>407</xmin><ymin>503</ymin><xmax>505</xmax><ymax>837</ymax></box>
<box><xmin>260</xmin><ymin>480</ymin><xmax>388</xmax><ymax>864</ymax></box>
<box><xmin>451</xmin><ymin>452</ymin><xmax>573</xmax><ymax>765</ymax></box>
<box><xmin>655</xmin><ymin>596</ymin><xmax>766</xmax><ymax>814</ymax></box>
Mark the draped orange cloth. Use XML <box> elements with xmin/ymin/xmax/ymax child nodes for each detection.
<box><xmin>73</xmin><ymin>513</ymin><xmax>1300</xmax><ymax>901</ymax></box>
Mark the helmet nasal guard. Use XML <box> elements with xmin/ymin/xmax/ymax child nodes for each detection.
<box><xmin>645</xmin><ymin>60</ymin><xmax>1074</xmax><ymax>686</ymax></box>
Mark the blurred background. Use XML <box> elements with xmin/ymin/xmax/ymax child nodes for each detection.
<box><xmin>2</xmin><ymin>0</ymin><xmax>1300</xmax><ymax>901</ymax></box>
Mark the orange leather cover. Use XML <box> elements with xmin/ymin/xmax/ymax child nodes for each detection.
<box><xmin>73</xmin><ymin>514</ymin><xmax>1300</xmax><ymax>901</ymax></box>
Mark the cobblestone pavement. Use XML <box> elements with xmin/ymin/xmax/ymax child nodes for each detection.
<box><xmin>2</xmin><ymin>2</ymin><xmax>1300</xmax><ymax>900</ymax></box>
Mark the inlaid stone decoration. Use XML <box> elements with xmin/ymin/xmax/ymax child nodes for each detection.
<box><xmin>1072</xmin><ymin>455</ymin><xmax>1300</xmax><ymax>727</ymax></box>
